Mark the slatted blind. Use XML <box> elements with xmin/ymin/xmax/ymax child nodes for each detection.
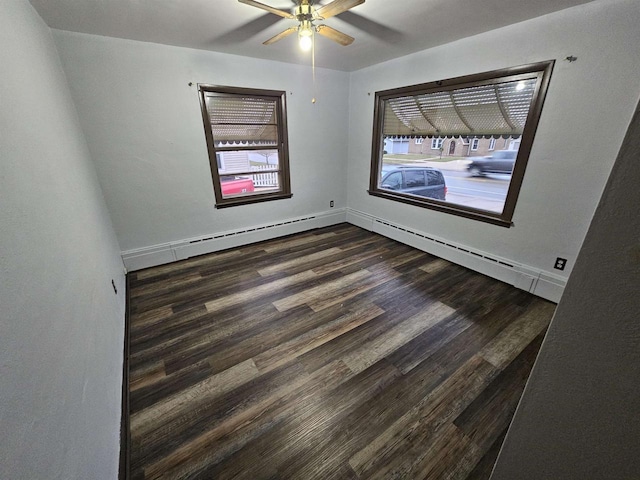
<box><xmin>383</xmin><ymin>77</ymin><xmax>538</xmax><ymax>138</ymax></box>
<box><xmin>205</xmin><ymin>94</ymin><xmax>279</xmax><ymax>144</ymax></box>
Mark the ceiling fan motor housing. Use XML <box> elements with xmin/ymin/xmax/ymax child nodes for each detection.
<box><xmin>295</xmin><ymin>3</ymin><xmax>314</xmax><ymax>22</ymax></box>
<box><xmin>239</xmin><ymin>0</ymin><xmax>360</xmax><ymax>47</ymax></box>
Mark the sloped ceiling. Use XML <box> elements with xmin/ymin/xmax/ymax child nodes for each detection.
<box><xmin>29</xmin><ymin>0</ymin><xmax>595</xmax><ymax>71</ymax></box>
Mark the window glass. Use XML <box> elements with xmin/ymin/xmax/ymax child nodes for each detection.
<box><xmin>382</xmin><ymin>171</ymin><xmax>403</xmax><ymax>190</ymax></box>
<box><xmin>369</xmin><ymin>61</ymin><xmax>554</xmax><ymax>227</ymax></box>
<box><xmin>404</xmin><ymin>170</ymin><xmax>426</xmax><ymax>187</ymax></box>
<box><xmin>426</xmin><ymin>170</ymin><xmax>443</xmax><ymax>186</ymax></box>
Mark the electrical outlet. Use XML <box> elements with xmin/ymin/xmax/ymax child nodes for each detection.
<box><xmin>330</xmin><ymin>200</ymin><xmax>334</xmax><ymax>208</ymax></box>
<box><xmin>112</xmin><ymin>279</ymin><xmax>118</xmax><ymax>294</ymax></box>
<box><xmin>554</xmin><ymin>257</ymin><xmax>567</xmax><ymax>271</ymax></box>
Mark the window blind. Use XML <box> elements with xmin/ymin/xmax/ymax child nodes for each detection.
<box><xmin>205</xmin><ymin>94</ymin><xmax>279</xmax><ymax>144</ymax></box>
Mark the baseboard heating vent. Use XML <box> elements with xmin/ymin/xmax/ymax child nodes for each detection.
<box><xmin>373</xmin><ymin>219</ymin><xmax>514</xmax><ymax>268</ymax></box>
<box><xmin>346</xmin><ymin>208</ymin><xmax>565</xmax><ymax>302</ymax></box>
<box><xmin>122</xmin><ymin>209</ymin><xmax>346</xmax><ymax>272</ymax></box>
<box><xmin>186</xmin><ymin>216</ymin><xmax>318</xmax><ymax>245</ymax></box>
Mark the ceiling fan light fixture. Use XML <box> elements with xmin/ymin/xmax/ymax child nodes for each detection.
<box><xmin>298</xmin><ymin>20</ymin><xmax>314</xmax><ymax>51</ymax></box>
<box><xmin>299</xmin><ymin>33</ymin><xmax>313</xmax><ymax>51</ymax></box>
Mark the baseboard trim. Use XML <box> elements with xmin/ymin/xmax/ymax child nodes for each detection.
<box><xmin>119</xmin><ymin>274</ymin><xmax>131</xmax><ymax>480</ymax></box>
<box><xmin>120</xmin><ymin>206</ymin><xmax>565</xmax><ymax>302</ymax></box>
<box><xmin>346</xmin><ymin>208</ymin><xmax>566</xmax><ymax>303</ymax></box>
<box><xmin>121</xmin><ymin>208</ymin><xmax>347</xmax><ymax>271</ymax></box>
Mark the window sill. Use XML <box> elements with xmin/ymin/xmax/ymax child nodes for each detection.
<box><xmin>367</xmin><ymin>189</ymin><xmax>513</xmax><ymax>227</ymax></box>
<box><xmin>215</xmin><ymin>192</ymin><xmax>292</xmax><ymax>209</ymax></box>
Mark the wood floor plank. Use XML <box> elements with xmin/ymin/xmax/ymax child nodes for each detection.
<box><xmin>202</xmin><ymin>359</ymin><xmax>404</xmax><ymax>480</ymax></box>
<box><xmin>464</xmin><ymin>426</ymin><xmax>509</xmax><ymax>480</ymax></box>
<box><xmin>129</xmin><ymin>360</ymin><xmax>214</xmax><ymax>414</ymax></box>
<box><xmin>205</xmin><ymin>270</ymin><xmax>317</xmax><ymax>313</ymax></box>
<box><xmin>454</xmin><ymin>334</ymin><xmax>545</xmax><ymax>453</ymax></box>
<box><xmin>130</xmin><ymin>358</ymin><xmax>260</xmax><ymax>439</ymax></box>
<box><xmin>253</xmin><ymin>303</ymin><xmax>385</xmax><ymax>373</ymax></box>
<box><xmin>130</xmin><ymin>361</ymin><xmax>166</xmax><ymax>392</ymax></box>
<box><xmin>297</xmin><ymin>304</ymin><xmax>425</xmax><ymax>374</ymax></box>
<box><xmin>151</xmin><ymin>360</ymin><xmax>355</xmax><ymax>480</ymax></box>
<box><xmin>131</xmin><ymin>360</ymin><xmax>310</xmax><ymax>470</ymax></box>
<box><xmin>478</xmin><ymin>300</ymin><xmax>554</xmax><ymax>369</ymax></box>
<box><xmin>341</xmin><ymin>300</ymin><xmax>455</xmax><ymax>374</ymax></box>
<box><xmin>257</xmin><ymin>247</ymin><xmax>344</xmax><ymax>276</ymax></box>
<box><xmin>272</xmin><ymin>352</ymin><xmax>458</xmax><ymax>480</ymax></box>
<box><xmin>272</xmin><ymin>268</ymin><xmax>371</xmax><ymax>312</ymax></box>
<box><xmin>419</xmin><ymin>257</ymin><xmax>453</xmax><ymax>274</ymax></box>
<box><xmin>126</xmin><ymin>224</ymin><xmax>555</xmax><ymax>480</ymax></box>
<box><xmin>348</xmin><ymin>355</ymin><xmax>499</xmax><ymax>478</ymax></box>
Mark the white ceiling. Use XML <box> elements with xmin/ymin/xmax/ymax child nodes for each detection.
<box><xmin>29</xmin><ymin>0</ymin><xmax>595</xmax><ymax>71</ymax></box>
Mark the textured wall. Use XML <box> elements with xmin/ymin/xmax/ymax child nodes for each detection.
<box><xmin>490</xmin><ymin>98</ymin><xmax>640</xmax><ymax>478</ymax></box>
<box><xmin>0</xmin><ymin>2</ymin><xmax>125</xmax><ymax>478</ymax></box>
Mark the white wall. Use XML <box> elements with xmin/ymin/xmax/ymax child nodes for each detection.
<box><xmin>53</xmin><ymin>31</ymin><xmax>350</xmax><ymax>253</ymax></box>
<box><xmin>346</xmin><ymin>0</ymin><xmax>640</xmax><ymax>281</ymax></box>
<box><xmin>491</xmin><ymin>97</ymin><xmax>640</xmax><ymax>480</ymax></box>
<box><xmin>0</xmin><ymin>2</ymin><xmax>125</xmax><ymax>479</ymax></box>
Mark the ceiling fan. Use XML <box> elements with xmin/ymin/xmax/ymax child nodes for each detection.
<box><xmin>238</xmin><ymin>0</ymin><xmax>365</xmax><ymax>51</ymax></box>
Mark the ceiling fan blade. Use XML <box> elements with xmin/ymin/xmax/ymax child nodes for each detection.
<box><xmin>316</xmin><ymin>24</ymin><xmax>354</xmax><ymax>46</ymax></box>
<box><xmin>315</xmin><ymin>0</ymin><xmax>365</xmax><ymax>20</ymax></box>
<box><xmin>263</xmin><ymin>27</ymin><xmax>298</xmax><ymax>45</ymax></box>
<box><xmin>238</xmin><ymin>0</ymin><xmax>295</xmax><ymax>19</ymax></box>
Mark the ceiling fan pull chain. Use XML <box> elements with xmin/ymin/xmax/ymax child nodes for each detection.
<box><xmin>312</xmin><ymin>30</ymin><xmax>317</xmax><ymax>104</ymax></box>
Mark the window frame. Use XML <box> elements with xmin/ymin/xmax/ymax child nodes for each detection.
<box><xmin>368</xmin><ymin>61</ymin><xmax>554</xmax><ymax>227</ymax></box>
<box><xmin>488</xmin><ymin>137</ymin><xmax>497</xmax><ymax>151</ymax></box>
<box><xmin>198</xmin><ymin>84</ymin><xmax>292</xmax><ymax>209</ymax></box>
<box><xmin>470</xmin><ymin>138</ymin><xmax>480</xmax><ymax>151</ymax></box>
<box><xmin>431</xmin><ymin>138</ymin><xmax>444</xmax><ymax>150</ymax></box>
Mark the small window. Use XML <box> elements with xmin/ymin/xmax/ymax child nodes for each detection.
<box><xmin>427</xmin><ymin>170</ymin><xmax>444</xmax><ymax>186</ymax></box>
<box><xmin>369</xmin><ymin>61</ymin><xmax>554</xmax><ymax>227</ymax></box>
<box><xmin>405</xmin><ymin>170</ymin><xmax>426</xmax><ymax>187</ymax></box>
<box><xmin>198</xmin><ymin>85</ymin><xmax>292</xmax><ymax>208</ymax></box>
<box><xmin>382</xmin><ymin>171</ymin><xmax>403</xmax><ymax>190</ymax></box>
<box><xmin>415</xmin><ymin>138</ymin><xmax>424</xmax><ymax>145</ymax></box>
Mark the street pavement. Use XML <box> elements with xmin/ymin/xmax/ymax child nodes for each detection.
<box><xmin>400</xmin><ymin>159</ymin><xmax>510</xmax><ymax>213</ymax></box>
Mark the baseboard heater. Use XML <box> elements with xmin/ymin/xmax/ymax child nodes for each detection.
<box><xmin>121</xmin><ymin>206</ymin><xmax>565</xmax><ymax>302</ymax></box>
<box><xmin>346</xmin><ymin>208</ymin><xmax>566</xmax><ymax>303</ymax></box>
<box><xmin>121</xmin><ymin>209</ymin><xmax>347</xmax><ymax>272</ymax></box>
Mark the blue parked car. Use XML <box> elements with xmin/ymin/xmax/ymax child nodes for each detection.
<box><xmin>380</xmin><ymin>166</ymin><xmax>447</xmax><ymax>200</ymax></box>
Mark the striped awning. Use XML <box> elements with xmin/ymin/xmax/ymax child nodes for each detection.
<box><xmin>383</xmin><ymin>77</ymin><xmax>537</xmax><ymax>138</ymax></box>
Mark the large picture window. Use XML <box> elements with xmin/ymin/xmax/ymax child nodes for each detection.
<box><xmin>369</xmin><ymin>61</ymin><xmax>554</xmax><ymax>226</ymax></box>
<box><xmin>198</xmin><ymin>85</ymin><xmax>292</xmax><ymax>208</ymax></box>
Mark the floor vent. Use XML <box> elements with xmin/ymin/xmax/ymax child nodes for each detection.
<box><xmin>373</xmin><ymin>219</ymin><xmax>514</xmax><ymax>269</ymax></box>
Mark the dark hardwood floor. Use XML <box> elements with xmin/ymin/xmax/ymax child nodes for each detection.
<box><xmin>127</xmin><ymin>224</ymin><xmax>555</xmax><ymax>480</ymax></box>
